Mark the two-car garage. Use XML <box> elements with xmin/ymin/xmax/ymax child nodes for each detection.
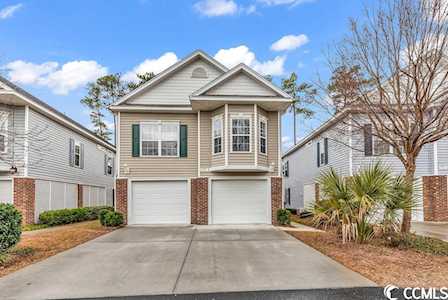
<box><xmin>128</xmin><ymin>179</ymin><xmax>271</xmax><ymax>225</ymax></box>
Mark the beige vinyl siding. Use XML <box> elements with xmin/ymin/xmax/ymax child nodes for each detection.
<box><xmin>211</xmin><ymin>106</ymin><xmax>225</xmax><ymax>168</ymax></box>
<box><xmin>267</xmin><ymin>111</ymin><xmax>279</xmax><ymax>175</ymax></box>
<box><xmin>228</xmin><ymin>105</ymin><xmax>255</xmax><ymax>165</ymax></box>
<box><xmin>120</xmin><ymin>112</ymin><xmax>198</xmax><ymax>177</ymax></box>
<box><xmin>206</xmin><ymin>73</ymin><xmax>277</xmax><ymax>96</ymax></box>
<box><xmin>200</xmin><ymin>111</ymin><xmax>212</xmax><ymax>176</ymax></box>
<box><xmin>127</xmin><ymin>59</ymin><xmax>223</xmax><ymax>105</ymax></box>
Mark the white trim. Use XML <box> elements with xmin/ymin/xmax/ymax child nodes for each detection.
<box><xmin>24</xmin><ymin>106</ymin><xmax>29</xmax><ymax>177</ymax></box>
<box><xmin>109</xmin><ymin>105</ymin><xmax>193</xmax><ymax>113</ymax></box>
<box><xmin>224</xmin><ymin>104</ymin><xmax>228</xmax><ymax>166</ymax></box>
<box><xmin>117</xmin><ymin>112</ymin><xmax>121</xmax><ymax>178</ymax></box>
<box><xmin>139</xmin><ymin>120</ymin><xmax>180</xmax><ymax>158</ymax></box>
<box><xmin>277</xmin><ymin>111</ymin><xmax>281</xmax><ymax>177</ymax></box>
<box><xmin>208</xmin><ymin>165</ymin><xmax>273</xmax><ymax>172</ymax></box>
<box><xmin>348</xmin><ymin>115</ymin><xmax>353</xmax><ymax>176</ymax></box>
<box><xmin>230</xmin><ymin>113</ymin><xmax>252</xmax><ymax>153</ymax></box>
<box><xmin>113</xmin><ymin>50</ymin><xmax>228</xmax><ymax>106</ymax></box>
<box><xmin>434</xmin><ymin>141</ymin><xmax>439</xmax><ymax>175</ymax></box>
<box><xmin>211</xmin><ymin>114</ymin><xmax>224</xmax><ymax>155</ymax></box>
<box><xmin>192</xmin><ymin>64</ymin><xmax>292</xmax><ymax>99</ymax></box>
<box><xmin>254</xmin><ymin>104</ymin><xmax>258</xmax><ymax>166</ymax></box>
<box><xmin>127</xmin><ymin>178</ymin><xmax>191</xmax><ymax>225</ymax></box>
<box><xmin>190</xmin><ymin>96</ymin><xmax>291</xmax><ymax>103</ymax></box>
<box><xmin>197</xmin><ymin>111</ymin><xmax>201</xmax><ymax>177</ymax></box>
<box><xmin>0</xmin><ymin>111</ymin><xmax>9</xmax><ymax>155</ymax></box>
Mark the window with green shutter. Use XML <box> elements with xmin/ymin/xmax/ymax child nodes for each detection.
<box><xmin>132</xmin><ymin>124</ymin><xmax>140</xmax><ymax>157</ymax></box>
<box><xmin>180</xmin><ymin>125</ymin><xmax>188</xmax><ymax>157</ymax></box>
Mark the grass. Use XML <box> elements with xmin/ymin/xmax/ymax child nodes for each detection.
<box><xmin>22</xmin><ymin>223</ymin><xmax>49</xmax><ymax>232</ymax></box>
<box><xmin>0</xmin><ymin>220</ymin><xmax>115</xmax><ymax>278</ymax></box>
<box><xmin>387</xmin><ymin>233</ymin><xmax>448</xmax><ymax>256</ymax></box>
<box><xmin>286</xmin><ymin>229</ymin><xmax>448</xmax><ymax>288</ymax></box>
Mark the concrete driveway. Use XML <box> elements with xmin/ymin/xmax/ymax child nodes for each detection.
<box><xmin>0</xmin><ymin>225</ymin><xmax>375</xmax><ymax>299</ymax></box>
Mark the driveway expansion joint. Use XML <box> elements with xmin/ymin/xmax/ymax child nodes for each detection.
<box><xmin>172</xmin><ymin>227</ymin><xmax>196</xmax><ymax>293</ymax></box>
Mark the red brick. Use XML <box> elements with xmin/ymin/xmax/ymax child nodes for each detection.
<box><xmin>271</xmin><ymin>177</ymin><xmax>282</xmax><ymax>225</ymax></box>
<box><xmin>191</xmin><ymin>177</ymin><xmax>208</xmax><ymax>225</ymax></box>
<box><xmin>13</xmin><ymin>178</ymin><xmax>35</xmax><ymax>225</ymax></box>
<box><xmin>116</xmin><ymin>179</ymin><xmax>128</xmax><ymax>224</ymax></box>
<box><xmin>423</xmin><ymin>176</ymin><xmax>448</xmax><ymax>222</ymax></box>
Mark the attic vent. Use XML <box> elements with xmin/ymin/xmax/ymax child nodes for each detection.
<box><xmin>191</xmin><ymin>67</ymin><xmax>207</xmax><ymax>79</ymax></box>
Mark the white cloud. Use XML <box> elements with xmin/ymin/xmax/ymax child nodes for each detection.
<box><xmin>194</xmin><ymin>0</ymin><xmax>238</xmax><ymax>17</ymax></box>
<box><xmin>258</xmin><ymin>0</ymin><xmax>315</xmax><ymax>6</ymax></box>
<box><xmin>282</xmin><ymin>136</ymin><xmax>293</xmax><ymax>149</ymax></box>
<box><xmin>3</xmin><ymin>60</ymin><xmax>108</xmax><ymax>95</ymax></box>
<box><xmin>271</xmin><ymin>34</ymin><xmax>309</xmax><ymax>51</ymax></box>
<box><xmin>0</xmin><ymin>3</ymin><xmax>22</xmax><ymax>19</ymax></box>
<box><xmin>122</xmin><ymin>52</ymin><xmax>178</xmax><ymax>82</ymax></box>
<box><xmin>214</xmin><ymin>45</ymin><xmax>286</xmax><ymax>76</ymax></box>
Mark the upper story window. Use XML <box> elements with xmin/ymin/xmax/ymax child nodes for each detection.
<box><xmin>364</xmin><ymin>124</ymin><xmax>393</xmax><ymax>156</ymax></box>
<box><xmin>141</xmin><ymin>121</ymin><xmax>179</xmax><ymax>157</ymax></box>
<box><xmin>74</xmin><ymin>141</ymin><xmax>81</xmax><ymax>168</ymax></box>
<box><xmin>317</xmin><ymin>138</ymin><xmax>328</xmax><ymax>167</ymax></box>
<box><xmin>0</xmin><ymin>112</ymin><xmax>8</xmax><ymax>154</ymax></box>
<box><xmin>212</xmin><ymin>115</ymin><xmax>223</xmax><ymax>154</ymax></box>
<box><xmin>191</xmin><ymin>67</ymin><xmax>208</xmax><ymax>79</ymax></box>
<box><xmin>231</xmin><ymin>117</ymin><xmax>251</xmax><ymax>152</ymax></box>
<box><xmin>282</xmin><ymin>161</ymin><xmax>289</xmax><ymax>177</ymax></box>
<box><xmin>259</xmin><ymin>118</ymin><xmax>267</xmax><ymax>155</ymax></box>
<box><xmin>69</xmin><ymin>138</ymin><xmax>84</xmax><ymax>169</ymax></box>
<box><xmin>105</xmin><ymin>155</ymin><xmax>113</xmax><ymax>175</ymax></box>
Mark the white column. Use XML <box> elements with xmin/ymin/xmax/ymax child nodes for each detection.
<box><xmin>24</xmin><ymin>105</ymin><xmax>29</xmax><ymax>177</ymax></box>
<box><xmin>197</xmin><ymin>111</ymin><xmax>201</xmax><ymax>177</ymax></box>
<box><xmin>224</xmin><ymin>104</ymin><xmax>229</xmax><ymax>166</ymax></box>
<box><xmin>254</xmin><ymin>104</ymin><xmax>258</xmax><ymax>166</ymax></box>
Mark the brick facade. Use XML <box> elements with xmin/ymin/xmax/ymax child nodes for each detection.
<box><xmin>77</xmin><ymin>184</ymin><xmax>83</xmax><ymax>208</ymax></box>
<box><xmin>423</xmin><ymin>176</ymin><xmax>448</xmax><ymax>222</ymax></box>
<box><xmin>271</xmin><ymin>177</ymin><xmax>282</xmax><ymax>225</ymax></box>
<box><xmin>191</xmin><ymin>177</ymin><xmax>208</xmax><ymax>225</ymax></box>
<box><xmin>116</xmin><ymin>179</ymin><xmax>128</xmax><ymax>224</ymax></box>
<box><xmin>13</xmin><ymin>178</ymin><xmax>36</xmax><ymax>225</ymax></box>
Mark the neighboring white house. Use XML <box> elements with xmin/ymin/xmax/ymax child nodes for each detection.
<box><xmin>0</xmin><ymin>76</ymin><xmax>116</xmax><ymax>224</ymax></box>
<box><xmin>282</xmin><ymin>111</ymin><xmax>448</xmax><ymax>222</ymax></box>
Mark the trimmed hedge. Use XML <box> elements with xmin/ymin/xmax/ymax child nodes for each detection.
<box><xmin>0</xmin><ymin>204</ymin><xmax>22</xmax><ymax>254</ymax></box>
<box><xmin>99</xmin><ymin>210</ymin><xmax>124</xmax><ymax>227</ymax></box>
<box><xmin>39</xmin><ymin>206</ymin><xmax>114</xmax><ymax>226</ymax></box>
<box><xmin>277</xmin><ymin>208</ymin><xmax>291</xmax><ymax>225</ymax></box>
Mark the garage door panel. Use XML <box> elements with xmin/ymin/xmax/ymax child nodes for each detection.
<box><xmin>212</xmin><ymin>180</ymin><xmax>269</xmax><ymax>224</ymax></box>
<box><xmin>132</xmin><ymin>181</ymin><xmax>188</xmax><ymax>224</ymax></box>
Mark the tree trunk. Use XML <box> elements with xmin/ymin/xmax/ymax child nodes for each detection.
<box><xmin>401</xmin><ymin>161</ymin><xmax>416</xmax><ymax>233</ymax></box>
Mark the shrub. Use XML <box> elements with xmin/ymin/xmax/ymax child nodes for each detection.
<box><xmin>101</xmin><ymin>211</ymin><xmax>124</xmax><ymax>227</ymax></box>
<box><xmin>277</xmin><ymin>209</ymin><xmax>291</xmax><ymax>225</ymax></box>
<box><xmin>39</xmin><ymin>206</ymin><xmax>114</xmax><ymax>226</ymax></box>
<box><xmin>0</xmin><ymin>204</ymin><xmax>22</xmax><ymax>254</ymax></box>
<box><xmin>98</xmin><ymin>209</ymin><xmax>110</xmax><ymax>226</ymax></box>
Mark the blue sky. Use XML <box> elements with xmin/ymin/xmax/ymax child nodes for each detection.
<box><xmin>0</xmin><ymin>0</ymin><xmax>367</xmax><ymax>151</ymax></box>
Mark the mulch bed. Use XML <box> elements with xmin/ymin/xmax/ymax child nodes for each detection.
<box><xmin>0</xmin><ymin>220</ymin><xmax>115</xmax><ymax>278</ymax></box>
<box><xmin>286</xmin><ymin>229</ymin><xmax>448</xmax><ymax>288</ymax></box>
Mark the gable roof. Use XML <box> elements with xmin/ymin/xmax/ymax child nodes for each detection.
<box><xmin>112</xmin><ymin>50</ymin><xmax>228</xmax><ymax>107</ymax></box>
<box><xmin>0</xmin><ymin>76</ymin><xmax>116</xmax><ymax>152</ymax></box>
<box><xmin>191</xmin><ymin>63</ymin><xmax>291</xmax><ymax>99</ymax></box>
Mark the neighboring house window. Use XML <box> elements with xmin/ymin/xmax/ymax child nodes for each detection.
<box><xmin>141</xmin><ymin>121</ymin><xmax>179</xmax><ymax>157</ymax></box>
<box><xmin>232</xmin><ymin>117</ymin><xmax>250</xmax><ymax>152</ymax></box>
<box><xmin>212</xmin><ymin>116</ymin><xmax>223</xmax><ymax>154</ymax></box>
<box><xmin>74</xmin><ymin>141</ymin><xmax>81</xmax><ymax>168</ymax></box>
<box><xmin>317</xmin><ymin>138</ymin><xmax>329</xmax><ymax>167</ymax></box>
<box><xmin>285</xmin><ymin>188</ymin><xmax>291</xmax><ymax>206</ymax></box>
<box><xmin>0</xmin><ymin>112</ymin><xmax>8</xmax><ymax>153</ymax></box>
<box><xmin>364</xmin><ymin>124</ymin><xmax>393</xmax><ymax>156</ymax></box>
<box><xmin>105</xmin><ymin>155</ymin><xmax>113</xmax><ymax>175</ymax></box>
<box><xmin>282</xmin><ymin>161</ymin><xmax>289</xmax><ymax>177</ymax></box>
<box><xmin>259</xmin><ymin>118</ymin><xmax>267</xmax><ymax>154</ymax></box>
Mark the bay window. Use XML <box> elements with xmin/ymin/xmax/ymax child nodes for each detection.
<box><xmin>259</xmin><ymin>118</ymin><xmax>267</xmax><ymax>154</ymax></box>
<box><xmin>212</xmin><ymin>116</ymin><xmax>223</xmax><ymax>154</ymax></box>
<box><xmin>141</xmin><ymin>121</ymin><xmax>179</xmax><ymax>157</ymax></box>
<box><xmin>232</xmin><ymin>117</ymin><xmax>251</xmax><ymax>152</ymax></box>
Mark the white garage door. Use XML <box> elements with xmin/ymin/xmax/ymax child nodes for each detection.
<box><xmin>0</xmin><ymin>180</ymin><xmax>13</xmax><ymax>204</ymax></box>
<box><xmin>131</xmin><ymin>181</ymin><xmax>189</xmax><ymax>225</ymax></box>
<box><xmin>211</xmin><ymin>179</ymin><xmax>269</xmax><ymax>224</ymax></box>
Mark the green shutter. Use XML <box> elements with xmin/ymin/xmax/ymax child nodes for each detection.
<box><xmin>180</xmin><ymin>125</ymin><xmax>188</xmax><ymax>157</ymax></box>
<box><xmin>132</xmin><ymin>124</ymin><xmax>140</xmax><ymax>157</ymax></box>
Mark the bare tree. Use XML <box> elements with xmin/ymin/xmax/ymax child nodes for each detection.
<box><xmin>323</xmin><ymin>0</ymin><xmax>448</xmax><ymax>232</ymax></box>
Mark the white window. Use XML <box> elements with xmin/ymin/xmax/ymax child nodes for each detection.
<box><xmin>373</xmin><ymin>135</ymin><xmax>393</xmax><ymax>155</ymax></box>
<box><xmin>74</xmin><ymin>141</ymin><xmax>81</xmax><ymax>168</ymax></box>
<box><xmin>231</xmin><ymin>117</ymin><xmax>251</xmax><ymax>152</ymax></box>
<box><xmin>212</xmin><ymin>116</ymin><xmax>223</xmax><ymax>154</ymax></box>
<box><xmin>0</xmin><ymin>112</ymin><xmax>8</xmax><ymax>153</ymax></box>
<box><xmin>141</xmin><ymin>121</ymin><xmax>179</xmax><ymax>157</ymax></box>
<box><xmin>259</xmin><ymin>118</ymin><xmax>267</xmax><ymax>154</ymax></box>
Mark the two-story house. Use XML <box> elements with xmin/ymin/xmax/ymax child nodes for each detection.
<box><xmin>110</xmin><ymin>50</ymin><xmax>291</xmax><ymax>225</ymax></box>
<box><xmin>0</xmin><ymin>76</ymin><xmax>116</xmax><ymax>224</ymax></box>
<box><xmin>282</xmin><ymin>110</ymin><xmax>448</xmax><ymax>222</ymax></box>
